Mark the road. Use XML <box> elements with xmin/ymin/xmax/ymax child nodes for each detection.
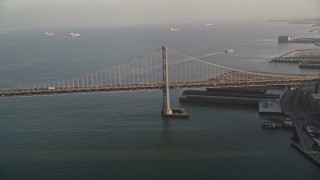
<box><xmin>281</xmin><ymin>84</ymin><xmax>320</xmax><ymax>163</ymax></box>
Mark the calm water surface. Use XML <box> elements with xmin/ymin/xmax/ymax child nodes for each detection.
<box><xmin>0</xmin><ymin>22</ymin><xmax>319</xmax><ymax>179</ymax></box>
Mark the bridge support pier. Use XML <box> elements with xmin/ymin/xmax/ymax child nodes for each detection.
<box><xmin>161</xmin><ymin>46</ymin><xmax>189</xmax><ymax>118</ymax></box>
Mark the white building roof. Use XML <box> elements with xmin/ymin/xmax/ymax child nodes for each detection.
<box><xmin>312</xmin><ymin>94</ymin><xmax>320</xmax><ymax>100</ymax></box>
<box><xmin>259</xmin><ymin>100</ymin><xmax>282</xmax><ymax>113</ymax></box>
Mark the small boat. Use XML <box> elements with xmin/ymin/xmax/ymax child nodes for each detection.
<box><xmin>70</xmin><ymin>32</ymin><xmax>81</xmax><ymax>37</ymax></box>
<box><xmin>44</xmin><ymin>32</ymin><xmax>55</xmax><ymax>36</ymax></box>
<box><xmin>169</xmin><ymin>27</ymin><xmax>180</xmax><ymax>32</ymax></box>
<box><xmin>262</xmin><ymin>120</ymin><xmax>282</xmax><ymax>129</ymax></box>
<box><xmin>224</xmin><ymin>49</ymin><xmax>234</xmax><ymax>53</ymax></box>
<box><xmin>204</xmin><ymin>23</ymin><xmax>213</xmax><ymax>26</ymax></box>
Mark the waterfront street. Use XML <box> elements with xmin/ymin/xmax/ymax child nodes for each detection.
<box><xmin>281</xmin><ymin>84</ymin><xmax>320</xmax><ymax>165</ymax></box>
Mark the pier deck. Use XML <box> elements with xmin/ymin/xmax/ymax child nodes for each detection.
<box><xmin>268</xmin><ymin>49</ymin><xmax>320</xmax><ymax>66</ymax></box>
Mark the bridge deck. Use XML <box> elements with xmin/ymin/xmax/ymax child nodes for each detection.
<box><xmin>1</xmin><ymin>78</ymin><xmax>317</xmax><ymax>98</ymax></box>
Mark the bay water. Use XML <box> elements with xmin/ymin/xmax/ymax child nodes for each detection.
<box><xmin>0</xmin><ymin>21</ymin><xmax>319</xmax><ymax>179</ymax></box>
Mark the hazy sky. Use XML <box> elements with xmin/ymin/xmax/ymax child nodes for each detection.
<box><xmin>0</xmin><ymin>0</ymin><xmax>319</xmax><ymax>27</ymax></box>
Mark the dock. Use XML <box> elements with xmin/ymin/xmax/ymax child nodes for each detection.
<box><xmin>268</xmin><ymin>49</ymin><xmax>320</xmax><ymax>68</ymax></box>
<box><xmin>261</xmin><ymin>116</ymin><xmax>294</xmax><ymax>129</ymax></box>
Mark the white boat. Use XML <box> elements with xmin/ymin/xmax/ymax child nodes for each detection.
<box><xmin>224</xmin><ymin>49</ymin><xmax>234</xmax><ymax>53</ymax></box>
<box><xmin>44</xmin><ymin>32</ymin><xmax>56</xmax><ymax>36</ymax></box>
<box><xmin>70</xmin><ymin>32</ymin><xmax>81</xmax><ymax>37</ymax></box>
<box><xmin>169</xmin><ymin>27</ymin><xmax>180</xmax><ymax>32</ymax></box>
<box><xmin>204</xmin><ymin>23</ymin><xmax>213</xmax><ymax>26</ymax></box>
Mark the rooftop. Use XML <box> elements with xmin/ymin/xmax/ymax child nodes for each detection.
<box><xmin>312</xmin><ymin>94</ymin><xmax>320</xmax><ymax>100</ymax></box>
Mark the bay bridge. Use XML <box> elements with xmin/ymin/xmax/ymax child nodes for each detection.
<box><xmin>0</xmin><ymin>47</ymin><xmax>318</xmax><ymax>116</ymax></box>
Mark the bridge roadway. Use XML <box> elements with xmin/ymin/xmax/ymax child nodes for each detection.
<box><xmin>0</xmin><ymin>78</ymin><xmax>316</xmax><ymax>98</ymax></box>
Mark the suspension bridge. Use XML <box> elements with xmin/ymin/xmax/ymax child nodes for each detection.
<box><xmin>0</xmin><ymin>46</ymin><xmax>318</xmax><ymax>116</ymax></box>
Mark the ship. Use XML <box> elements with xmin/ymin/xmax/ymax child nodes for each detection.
<box><xmin>204</xmin><ymin>23</ymin><xmax>213</xmax><ymax>26</ymax></box>
<box><xmin>70</xmin><ymin>32</ymin><xmax>81</xmax><ymax>37</ymax></box>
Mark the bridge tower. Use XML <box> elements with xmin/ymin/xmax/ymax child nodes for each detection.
<box><xmin>162</xmin><ymin>46</ymin><xmax>172</xmax><ymax>116</ymax></box>
<box><xmin>161</xmin><ymin>46</ymin><xmax>189</xmax><ymax>118</ymax></box>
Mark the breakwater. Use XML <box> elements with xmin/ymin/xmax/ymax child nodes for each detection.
<box><xmin>278</xmin><ymin>36</ymin><xmax>320</xmax><ymax>44</ymax></box>
<box><xmin>290</xmin><ymin>142</ymin><xmax>320</xmax><ymax>167</ymax></box>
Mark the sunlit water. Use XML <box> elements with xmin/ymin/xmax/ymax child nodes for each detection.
<box><xmin>0</xmin><ymin>22</ymin><xmax>319</xmax><ymax>179</ymax></box>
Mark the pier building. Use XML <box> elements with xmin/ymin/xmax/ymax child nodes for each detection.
<box><xmin>179</xmin><ymin>87</ymin><xmax>284</xmax><ymax>114</ymax></box>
